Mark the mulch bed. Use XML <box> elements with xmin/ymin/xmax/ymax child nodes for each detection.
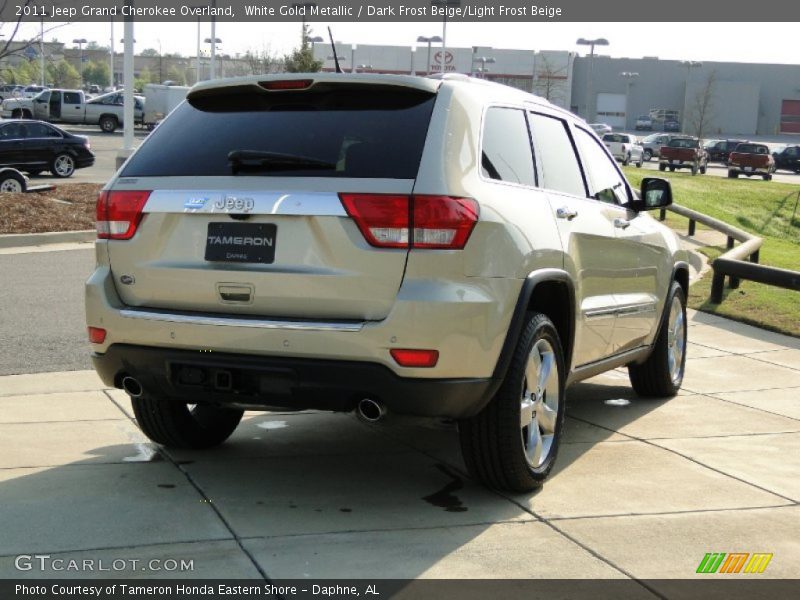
<box><xmin>0</xmin><ymin>183</ymin><xmax>102</xmax><ymax>234</ymax></box>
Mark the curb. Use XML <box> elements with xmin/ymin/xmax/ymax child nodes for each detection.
<box><xmin>0</xmin><ymin>230</ymin><xmax>95</xmax><ymax>249</ymax></box>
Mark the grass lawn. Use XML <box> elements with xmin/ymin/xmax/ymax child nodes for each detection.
<box><xmin>624</xmin><ymin>168</ymin><xmax>800</xmax><ymax>337</ymax></box>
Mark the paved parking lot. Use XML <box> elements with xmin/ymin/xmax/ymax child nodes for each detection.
<box><xmin>1</xmin><ymin>308</ymin><xmax>798</xmax><ymax>589</ymax></box>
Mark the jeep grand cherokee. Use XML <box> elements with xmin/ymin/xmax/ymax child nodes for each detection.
<box><xmin>86</xmin><ymin>73</ymin><xmax>689</xmax><ymax>491</ymax></box>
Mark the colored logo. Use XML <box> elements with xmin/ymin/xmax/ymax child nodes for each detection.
<box><xmin>184</xmin><ymin>197</ymin><xmax>208</xmax><ymax>209</ymax></box>
<box><xmin>696</xmin><ymin>553</ymin><xmax>773</xmax><ymax>574</ymax></box>
<box><xmin>433</xmin><ymin>50</ymin><xmax>454</xmax><ymax>65</ymax></box>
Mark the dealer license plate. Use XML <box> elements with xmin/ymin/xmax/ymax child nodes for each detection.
<box><xmin>205</xmin><ymin>222</ymin><xmax>277</xmax><ymax>263</ymax></box>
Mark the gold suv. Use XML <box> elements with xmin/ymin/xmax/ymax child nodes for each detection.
<box><xmin>86</xmin><ymin>73</ymin><xmax>689</xmax><ymax>491</ymax></box>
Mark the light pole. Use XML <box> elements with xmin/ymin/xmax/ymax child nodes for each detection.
<box><xmin>473</xmin><ymin>56</ymin><xmax>495</xmax><ymax>78</ymax></box>
<box><xmin>292</xmin><ymin>2</ymin><xmax>317</xmax><ymax>48</ymax></box>
<box><xmin>306</xmin><ymin>35</ymin><xmax>324</xmax><ymax>55</ymax></box>
<box><xmin>204</xmin><ymin>37</ymin><xmax>222</xmax><ymax>79</ymax></box>
<box><xmin>576</xmin><ymin>37</ymin><xmax>609</xmax><ymax>122</ymax></box>
<box><xmin>109</xmin><ymin>20</ymin><xmax>114</xmax><ymax>88</ymax></box>
<box><xmin>680</xmin><ymin>61</ymin><xmax>702</xmax><ymax>133</ymax></box>
<box><xmin>416</xmin><ymin>35</ymin><xmax>442</xmax><ymax>76</ymax></box>
<box><xmin>73</xmin><ymin>38</ymin><xmax>87</xmax><ymax>88</ymax></box>
<box><xmin>620</xmin><ymin>71</ymin><xmax>639</xmax><ymax>130</ymax></box>
<box><xmin>431</xmin><ymin>0</ymin><xmax>460</xmax><ymax>74</ymax></box>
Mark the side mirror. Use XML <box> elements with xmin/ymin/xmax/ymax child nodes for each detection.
<box><xmin>631</xmin><ymin>178</ymin><xmax>672</xmax><ymax>212</ymax></box>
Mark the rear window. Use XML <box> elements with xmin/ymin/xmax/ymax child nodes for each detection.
<box><xmin>735</xmin><ymin>144</ymin><xmax>768</xmax><ymax>154</ymax></box>
<box><xmin>122</xmin><ymin>85</ymin><xmax>436</xmax><ymax>179</ymax></box>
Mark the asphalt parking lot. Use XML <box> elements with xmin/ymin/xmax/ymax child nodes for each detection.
<box><xmin>637</xmin><ymin>158</ymin><xmax>799</xmax><ymax>184</ymax></box>
<box><xmin>0</xmin><ymin>248</ymin><xmax>798</xmax><ymax>590</ymax></box>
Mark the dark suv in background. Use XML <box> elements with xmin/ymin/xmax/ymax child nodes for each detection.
<box><xmin>772</xmin><ymin>145</ymin><xmax>800</xmax><ymax>173</ymax></box>
<box><xmin>706</xmin><ymin>139</ymin><xmax>748</xmax><ymax>164</ymax></box>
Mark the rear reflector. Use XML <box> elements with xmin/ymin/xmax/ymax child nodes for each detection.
<box><xmin>87</xmin><ymin>327</ymin><xmax>107</xmax><ymax>344</ymax></box>
<box><xmin>390</xmin><ymin>349</ymin><xmax>439</xmax><ymax>368</ymax></box>
<box><xmin>259</xmin><ymin>79</ymin><xmax>313</xmax><ymax>91</ymax></box>
<box><xmin>96</xmin><ymin>190</ymin><xmax>151</xmax><ymax>240</ymax></box>
<box><xmin>339</xmin><ymin>194</ymin><xmax>478</xmax><ymax>250</ymax></box>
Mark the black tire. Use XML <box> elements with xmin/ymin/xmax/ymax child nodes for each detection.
<box><xmin>636</xmin><ymin>158</ymin><xmax>643</xmax><ymax>168</ymax></box>
<box><xmin>50</xmin><ymin>153</ymin><xmax>75</xmax><ymax>178</ymax></box>
<box><xmin>99</xmin><ymin>115</ymin><xmax>118</xmax><ymax>133</ymax></box>
<box><xmin>131</xmin><ymin>392</ymin><xmax>244</xmax><ymax>449</ymax></box>
<box><xmin>669</xmin><ymin>166</ymin><xmax>676</xmax><ymax>172</ymax></box>
<box><xmin>691</xmin><ymin>163</ymin><xmax>698</xmax><ymax>176</ymax></box>
<box><xmin>11</xmin><ymin>109</ymin><xmax>22</xmax><ymax>119</ymax></box>
<box><xmin>622</xmin><ymin>153</ymin><xmax>630</xmax><ymax>166</ymax></box>
<box><xmin>629</xmin><ymin>282</ymin><xmax>687</xmax><ymax>398</ymax></box>
<box><xmin>643</xmin><ymin>149</ymin><xmax>653</xmax><ymax>162</ymax></box>
<box><xmin>0</xmin><ymin>170</ymin><xmax>26</xmax><ymax>193</ymax></box>
<box><xmin>459</xmin><ymin>313</ymin><xmax>566</xmax><ymax>492</ymax></box>
<box><xmin>700</xmin><ymin>163</ymin><xmax>707</xmax><ymax>174</ymax></box>
<box><xmin>763</xmin><ymin>173</ymin><xmax>772</xmax><ymax>181</ymax></box>
<box><xmin>658</xmin><ymin>163</ymin><xmax>666</xmax><ymax>172</ymax></box>
<box><xmin>728</xmin><ymin>170</ymin><xmax>738</xmax><ymax>178</ymax></box>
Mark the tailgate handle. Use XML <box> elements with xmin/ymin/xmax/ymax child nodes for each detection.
<box><xmin>217</xmin><ymin>284</ymin><xmax>254</xmax><ymax>304</ymax></box>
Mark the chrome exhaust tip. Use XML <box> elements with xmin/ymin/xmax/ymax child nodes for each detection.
<box><xmin>356</xmin><ymin>398</ymin><xmax>386</xmax><ymax>423</ymax></box>
<box><xmin>121</xmin><ymin>376</ymin><xmax>143</xmax><ymax>398</ymax></box>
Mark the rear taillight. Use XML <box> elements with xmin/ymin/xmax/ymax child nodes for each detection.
<box><xmin>259</xmin><ymin>79</ymin><xmax>313</xmax><ymax>91</ymax></box>
<box><xmin>96</xmin><ymin>190</ymin><xmax>151</xmax><ymax>240</ymax></box>
<box><xmin>339</xmin><ymin>194</ymin><xmax>478</xmax><ymax>250</ymax></box>
<box><xmin>390</xmin><ymin>349</ymin><xmax>439</xmax><ymax>368</ymax></box>
<box><xmin>87</xmin><ymin>327</ymin><xmax>107</xmax><ymax>344</ymax></box>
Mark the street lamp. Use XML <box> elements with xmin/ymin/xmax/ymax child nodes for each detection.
<box><xmin>416</xmin><ymin>35</ymin><xmax>442</xmax><ymax>76</ymax></box>
<box><xmin>292</xmin><ymin>2</ymin><xmax>317</xmax><ymax>48</ymax></box>
<box><xmin>680</xmin><ymin>61</ymin><xmax>702</xmax><ymax>133</ymax></box>
<box><xmin>73</xmin><ymin>38</ymin><xmax>87</xmax><ymax>88</ymax></box>
<box><xmin>576</xmin><ymin>37</ymin><xmax>609</xmax><ymax>122</ymax></box>
<box><xmin>204</xmin><ymin>37</ymin><xmax>222</xmax><ymax>79</ymax></box>
<box><xmin>306</xmin><ymin>35</ymin><xmax>324</xmax><ymax>53</ymax></box>
<box><xmin>431</xmin><ymin>0</ymin><xmax>460</xmax><ymax>73</ymax></box>
<box><xmin>473</xmin><ymin>56</ymin><xmax>495</xmax><ymax>78</ymax></box>
<box><xmin>620</xmin><ymin>71</ymin><xmax>639</xmax><ymax>130</ymax></box>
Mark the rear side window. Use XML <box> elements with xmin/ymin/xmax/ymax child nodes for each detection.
<box><xmin>528</xmin><ymin>112</ymin><xmax>586</xmax><ymax>197</ymax></box>
<box><xmin>481</xmin><ymin>107</ymin><xmax>535</xmax><ymax>186</ymax></box>
<box><xmin>63</xmin><ymin>92</ymin><xmax>81</xmax><ymax>104</ymax></box>
<box><xmin>122</xmin><ymin>86</ymin><xmax>436</xmax><ymax>179</ymax></box>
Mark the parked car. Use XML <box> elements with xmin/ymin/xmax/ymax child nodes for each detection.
<box><xmin>663</xmin><ymin>119</ymin><xmax>681</xmax><ymax>132</ymax></box>
<box><xmin>86</xmin><ymin>73</ymin><xmax>689</xmax><ymax>493</ymax></box>
<box><xmin>635</xmin><ymin>115</ymin><xmax>653</xmax><ymax>131</ymax></box>
<box><xmin>21</xmin><ymin>85</ymin><xmax>47</xmax><ymax>98</ymax></box>
<box><xmin>602</xmin><ymin>132</ymin><xmax>644</xmax><ymax>166</ymax></box>
<box><xmin>705</xmin><ymin>139</ymin><xmax>748</xmax><ymax>164</ymax></box>
<box><xmin>0</xmin><ymin>119</ymin><xmax>95</xmax><ymax>177</ymax></box>
<box><xmin>589</xmin><ymin>122</ymin><xmax>612</xmax><ymax>135</ymax></box>
<box><xmin>641</xmin><ymin>133</ymin><xmax>682</xmax><ymax>161</ymax></box>
<box><xmin>659</xmin><ymin>137</ymin><xmax>708</xmax><ymax>175</ymax></box>
<box><xmin>727</xmin><ymin>143</ymin><xmax>775</xmax><ymax>180</ymax></box>
<box><xmin>2</xmin><ymin>89</ymin><xmax>145</xmax><ymax>133</ymax></box>
<box><xmin>772</xmin><ymin>144</ymin><xmax>800</xmax><ymax>173</ymax></box>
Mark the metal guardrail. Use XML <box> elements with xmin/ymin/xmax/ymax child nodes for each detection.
<box><xmin>660</xmin><ymin>201</ymin><xmax>800</xmax><ymax>304</ymax></box>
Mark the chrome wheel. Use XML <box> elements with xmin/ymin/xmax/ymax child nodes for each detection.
<box><xmin>53</xmin><ymin>154</ymin><xmax>75</xmax><ymax>177</ymax></box>
<box><xmin>666</xmin><ymin>295</ymin><xmax>686</xmax><ymax>384</ymax></box>
<box><xmin>520</xmin><ymin>338</ymin><xmax>560</xmax><ymax>468</ymax></box>
<box><xmin>0</xmin><ymin>177</ymin><xmax>23</xmax><ymax>193</ymax></box>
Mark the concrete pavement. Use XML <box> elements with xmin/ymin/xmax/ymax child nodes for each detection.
<box><xmin>0</xmin><ymin>310</ymin><xmax>798</xmax><ymax>589</ymax></box>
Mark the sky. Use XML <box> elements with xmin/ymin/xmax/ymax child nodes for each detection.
<box><xmin>10</xmin><ymin>21</ymin><xmax>800</xmax><ymax>67</ymax></box>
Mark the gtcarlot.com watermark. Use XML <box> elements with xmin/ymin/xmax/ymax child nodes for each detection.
<box><xmin>15</xmin><ymin>554</ymin><xmax>194</xmax><ymax>573</ymax></box>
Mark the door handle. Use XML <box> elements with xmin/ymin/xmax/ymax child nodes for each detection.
<box><xmin>556</xmin><ymin>207</ymin><xmax>578</xmax><ymax>220</ymax></box>
<box><xmin>614</xmin><ymin>218</ymin><xmax>631</xmax><ymax>229</ymax></box>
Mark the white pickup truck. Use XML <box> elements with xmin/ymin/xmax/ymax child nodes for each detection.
<box><xmin>601</xmin><ymin>132</ymin><xmax>644</xmax><ymax>167</ymax></box>
<box><xmin>1</xmin><ymin>89</ymin><xmax>145</xmax><ymax>133</ymax></box>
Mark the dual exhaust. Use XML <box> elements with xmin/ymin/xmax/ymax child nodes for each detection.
<box><xmin>122</xmin><ymin>376</ymin><xmax>387</xmax><ymax>424</ymax></box>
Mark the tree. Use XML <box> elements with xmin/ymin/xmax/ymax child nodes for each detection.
<box><xmin>82</xmin><ymin>61</ymin><xmax>110</xmax><ymax>87</ymax></box>
<box><xmin>0</xmin><ymin>1</ymin><xmax>68</xmax><ymax>64</ymax></box>
<box><xmin>242</xmin><ymin>46</ymin><xmax>283</xmax><ymax>75</ymax></box>
<box><xmin>134</xmin><ymin>66</ymin><xmax>158</xmax><ymax>91</ymax></box>
<box><xmin>282</xmin><ymin>23</ymin><xmax>322</xmax><ymax>73</ymax></box>
<box><xmin>86</xmin><ymin>41</ymin><xmax>109</xmax><ymax>52</ymax></box>
<box><xmin>532</xmin><ymin>55</ymin><xmax>567</xmax><ymax>104</ymax></box>
<box><xmin>140</xmin><ymin>48</ymin><xmax>160</xmax><ymax>57</ymax></box>
<box><xmin>165</xmin><ymin>65</ymin><xmax>185</xmax><ymax>86</ymax></box>
<box><xmin>686</xmin><ymin>70</ymin><xmax>717</xmax><ymax>140</ymax></box>
<box><xmin>48</xmin><ymin>60</ymin><xmax>81</xmax><ymax>88</ymax></box>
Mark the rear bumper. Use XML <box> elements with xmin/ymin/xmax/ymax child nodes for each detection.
<box><xmin>93</xmin><ymin>344</ymin><xmax>496</xmax><ymax>418</ymax></box>
<box><xmin>728</xmin><ymin>165</ymin><xmax>771</xmax><ymax>175</ymax></box>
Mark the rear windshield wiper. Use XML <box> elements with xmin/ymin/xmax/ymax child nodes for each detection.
<box><xmin>228</xmin><ymin>150</ymin><xmax>336</xmax><ymax>173</ymax></box>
